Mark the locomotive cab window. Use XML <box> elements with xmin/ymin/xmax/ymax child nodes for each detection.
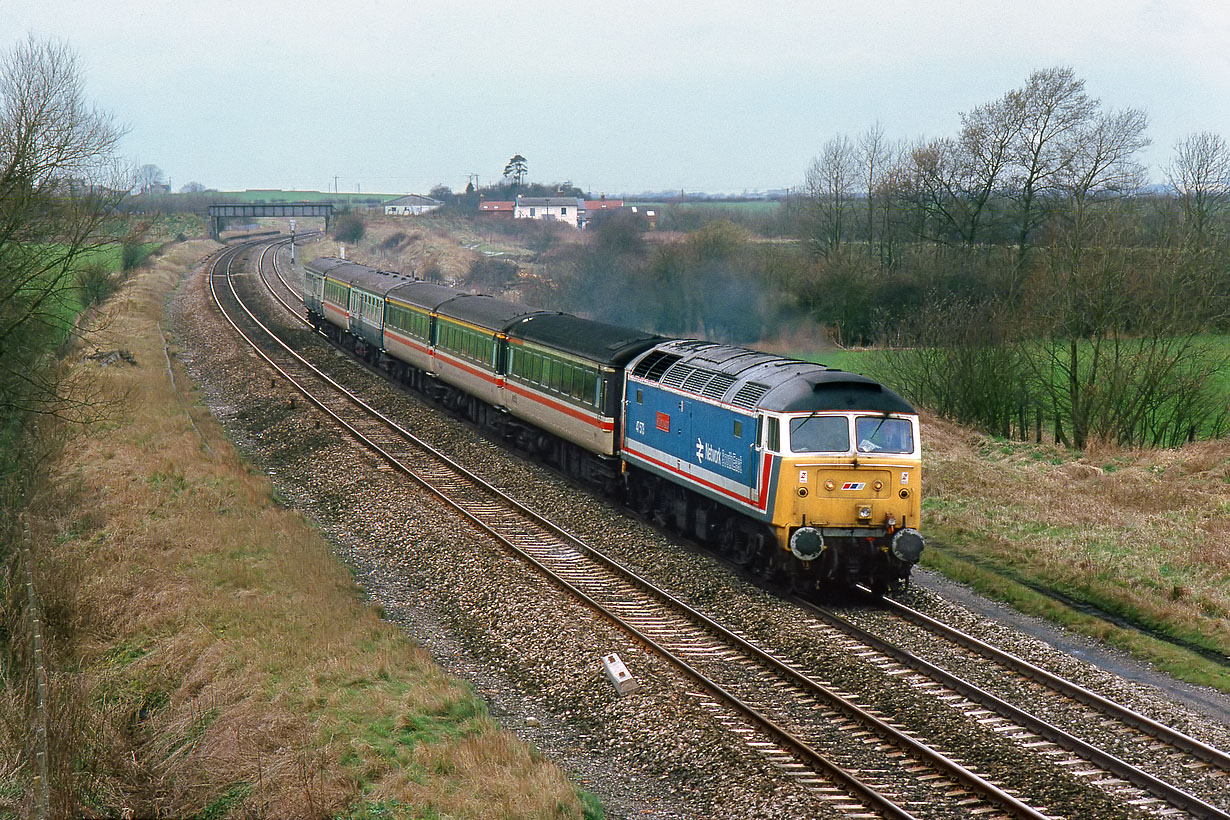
<box><xmin>789</xmin><ymin>415</ymin><xmax>850</xmax><ymax>453</ymax></box>
<box><xmin>855</xmin><ymin>416</ymin><xmax>914</xmax><ymax>454</ymax></box>
<box><xmin>765</xmin><ymin>416</ymin><xmax>780</xmax><ymax>452</ymax></box>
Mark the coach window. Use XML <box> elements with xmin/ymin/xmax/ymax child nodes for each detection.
<box><xmin>583</xmin><ymin>369</ymin><xmax>597</xmax><ymax>406</ymax></box>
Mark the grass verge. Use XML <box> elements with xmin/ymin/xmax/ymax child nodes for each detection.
<box><xmin>919</xmin><ymin>414</ymin><xmax>1230</xmax><ymax>692</ymax></box>
<box><xmin>5</xmin><ymin>239</ymin><xmax>596</xmax><ymax>818</ymax></box>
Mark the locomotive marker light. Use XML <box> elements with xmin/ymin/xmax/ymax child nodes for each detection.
<box><xmin>602</xmin><ymin>653</ymin><xmax>639</xmax><ymax>696</ymax></box>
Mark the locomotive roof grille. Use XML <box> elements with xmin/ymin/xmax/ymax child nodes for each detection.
<box><xmin>631</xmin><ymin>351</ymin><xmax>681</xmax><ymax>381</ymax></box>
<box><xmin>730</xmin><ymin>382</ymin><xmax>770</xmax><ymax>409</ymax></box>
<box><xmin>661</xmin><ymin>363</ymin><xmax>696</xmax><ymax>389</ymax></box>
<box><xmin>701</xmin><ymin>373</ymin><xmax>737</xmax><ymax>400</ymax></box>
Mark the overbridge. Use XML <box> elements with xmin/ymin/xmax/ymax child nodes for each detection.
<box><xmin>208</xmin><ymin>202</ymin><xmax>333</xmax><ymax>238</ymax></box>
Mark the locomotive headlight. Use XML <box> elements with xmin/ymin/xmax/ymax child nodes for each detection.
<box><xmin>796</xmin><ymin>486</ymin><xmax>808</xmax><ymax>498</ymax></box>
<box><xmin>857</xmin><ymin>505</ymin><xmax>872</xmax><ymax>519</ymax></box>
<box><xmin>873</xmin><ymin>480</ymin><xmax>883</xmax><ymax>491</ymax></box>
<box><xmin>899</xmin><ymin>489</ymin><xmax>910</xmax><ymax>499</ymax></box>
<box><xmin>824</xmin><ymin>479</ymin><xmax>835</xmax><ymax>491</ymax></box>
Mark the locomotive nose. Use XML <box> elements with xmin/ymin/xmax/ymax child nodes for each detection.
<box><xmin>891</xmin><ymin>528</ymin><xmax>925</xmax><ymax>563</ymax></box>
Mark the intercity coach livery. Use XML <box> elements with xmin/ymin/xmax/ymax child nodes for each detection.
<box><xmin>303</xmin><ymin>256</ymin><xmax>924</xmax><ymax>594</ymax></box>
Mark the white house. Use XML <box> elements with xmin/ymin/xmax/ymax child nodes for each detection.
<box><xmin>384</xmin><ymin>194</ymin><xmax>443</xmax><ymax>216</ymax></box>
<box><xmin>513</xmin><ymin>196</ymin><xmax>583</xmax><ymax>228</ymax></box>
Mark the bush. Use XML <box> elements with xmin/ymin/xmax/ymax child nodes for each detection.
<box><xmin>121</xmin><ymin>241</ymin><xmax>150</xmax><ymax>271</ymax></box>
<box><xmin>334</xmin><ymin>214</ymin><xmax>366</xmax><ymax>244</ymax></box>
<box><xmin>467</xmin><ymin>257</ymin><xmax>519</xmax><ymax>289</ymax></box>
<box><xmin>77</xmin><ymin>262</ymin><xmax>118</xmax><ymax>306</ymax></box>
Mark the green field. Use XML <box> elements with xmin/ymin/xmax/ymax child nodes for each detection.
<box><xmin>629</xmin><ymin>199</ymin><xmax>784</xmax><ymax>214</ymax></box>
<box><xmin>794</xmin><ymin>337</ymin><xmax>1229</xmax><ymax>431</ymax></box>
<box><xmin>217</xmin><ymin>189</ymin><xmax>403</xmax><ymax>205</ymax></box>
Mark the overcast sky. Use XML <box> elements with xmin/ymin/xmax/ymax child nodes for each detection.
<box><xmin>6</xmin><ymin>0</ymin><xmax>1228</xmax><ymax>195</ymax></box>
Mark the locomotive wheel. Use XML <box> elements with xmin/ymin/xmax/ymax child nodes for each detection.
<box><xmin>732</xmin><ymin>527</ymin><xmax>764</xmax><ymax>568</ymax></box>
<box><xmin>716</xmin><ymin>518</ymin><xmax>739</xmax><ymax>559</ymax></box>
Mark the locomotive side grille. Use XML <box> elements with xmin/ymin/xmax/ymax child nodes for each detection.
<box><xmin>730</xmin><ymin>381</ymin><xmax>770</xmax><ymax>409</ymax></box>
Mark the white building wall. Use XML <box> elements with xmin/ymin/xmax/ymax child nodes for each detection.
<box><xmin>513</xmin><ymin>198</ymin><xmax>582</xmax><ymax>228</ymax></box>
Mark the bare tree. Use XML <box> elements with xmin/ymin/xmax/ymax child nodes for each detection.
<box><xmin>1004</xmin><ymin>67</ymin><xmax>1097</xmax><ymax>277</ymax></box>
<box><xmin>954</xmin><ymin>91</ymin><xmax>1023</xmax><ymax>245</ymax></box>
<box><xmin>898</xmin><ymin>136</ymin><xmax>971</xmax><ymax>244</ymax></box>
<box><xmin>0</xmin><ymin>35</ymin><xmax>127</xmax><ymax>431</ymax></box>
<box><xmin>135</xmin><ymin>163</ymin><xmax>164</xmax><ymax>194</ymax></box>
<box><xmin>178</xmin><ymin>180</ymin><xmax>207</xmax><ymax>193</ymax></box>
<box><xmin>857</xmin><ymin>123</ymin><xmax>887</xmax><ymax>259</ymax></box>
<box><xmin>804</xmin><ymin>134</ymin><xmax>859</xmax><ymax>256</ymax></box>
<box><xmin>1167</xmin><ymin>131</ymin><xmax>1230</xmax><ymax>243</ymax></box>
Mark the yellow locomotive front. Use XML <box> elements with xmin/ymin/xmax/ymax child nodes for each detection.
<box><xmin>768</xmin><ymin>411</ymin><xmax>923</xmax><ymax>593</ymax></box>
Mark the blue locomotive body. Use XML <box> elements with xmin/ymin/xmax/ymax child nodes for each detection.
<box><xmin>622</xmin><ymin>377</ymin><xmax>774</xmax><ymax>524</ymax></box>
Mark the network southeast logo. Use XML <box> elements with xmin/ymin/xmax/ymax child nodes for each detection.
<box><xmin>695</xmin><ymin>437</ymin><xmax>744</xmax><ymax>473</ymax></box>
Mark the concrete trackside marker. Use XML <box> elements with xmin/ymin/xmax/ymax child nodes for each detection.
<box><xmin>602</xmin><ymin>652</ymin><xmax>639</xmax><ymax>696</ymax></box>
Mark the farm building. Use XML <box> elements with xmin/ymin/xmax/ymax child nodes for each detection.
<box><xmin>384</xmin><ymin>194</ymin><xmax>443</xmax><ymax>216</ymax></box>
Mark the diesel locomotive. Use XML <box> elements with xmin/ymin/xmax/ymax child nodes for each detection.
<box><xmin>303</xmin><ymin>256</ymin><xmax>925</xmax><ymax>594</ymax></box>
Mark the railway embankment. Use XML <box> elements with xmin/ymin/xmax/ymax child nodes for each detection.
<box><xmin>3</xmin><ymin>241</ymin><xmax>594</xmax><ymax>818</ymax></box>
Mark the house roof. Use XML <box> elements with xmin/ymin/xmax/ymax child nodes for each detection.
<box><xmin>385</xmin><ymin>194</ymin><xmax>442</xmax><ymax>207</ymax></box>
<box><xmin>583</xmin><ymin>199</ymin><xmax>624</xmax><ymax>210</ymax></box>
<box><xmin>479</xmin><ymin>200</ymin><xmax>515</xmax><ymax>212</ymax></box>
<box><xmin>515</xmin><ymin>197</ymin><xmax>583</xmax><ymax>207</ymax></box>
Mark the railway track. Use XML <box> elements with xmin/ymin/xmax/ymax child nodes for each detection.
<box><xmin>792</xmin><ymin>592</ymin><xmax>1230</xmax><ymax>818</ymax></box>
<box><xmin>207</xmin><ymin>238</ymin><xmax>1230</xmax><ymax>819</ymax></box>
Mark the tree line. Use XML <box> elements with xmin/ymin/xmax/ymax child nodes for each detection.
<box><xmin>790</xmin><ymin>67</ymin><xmax>1228</xmax><ymax>448</ymax></box>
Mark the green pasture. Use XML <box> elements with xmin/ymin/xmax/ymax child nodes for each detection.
<box><xmin>216</xmin><ymin>189</ymin><xmax>401</xmax><ymax>205</ymax></box>
<box><xmin>793</xmin><ymin>335</ymin><xmax>1229</xmax><ymax>440</ymax></box>
<box><xmin>16</xmin><ymin>242</ymin><xmax>158</xmax><ymax>339</ymax></box>
<box><xmin>791</xmin><ymin>347</ymin><xmax>878</xmax><ymax>374</ymax></box>
<box><xmin>630</xmin><ymin>199</ymin><xmax>783</xmax><ymax>214</ymax></box>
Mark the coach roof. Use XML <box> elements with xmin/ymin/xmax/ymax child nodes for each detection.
<box><xmin>434</xmin><ymin>292</ymin><xmax>548</xmax><ymax>331</ymax></box>
<box><xmin>508</xmin><ymin>312</ymin><xmax>662</xmax><ymax>366</ymax></box>
<box><xmin>307</xmin><ymin>257</ymin><xmax>411</xmax><ymax>296</ymax></box>
<box><xmin>384</xmin><ymin>279</ymin><xmax>468</xmax><ymax>311</ymax></box>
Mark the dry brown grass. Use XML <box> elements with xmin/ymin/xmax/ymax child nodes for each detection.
<box><xmin>921</xmin><ymin>410</ymin><xmax>1230</xmax><ymax>671</ymax></box>
<box><xmin>310</xmin><ymin>215</ymin><xmax>485</xmax><ymax>282</ymax></box>
<box><xmin>25</xmin><ymin>241</ymin><xmax>588</xmax><ymax>818</ymax></box>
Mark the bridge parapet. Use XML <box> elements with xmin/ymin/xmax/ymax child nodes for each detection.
<box><xmin>208</xmin><ymin>203</ymin><xmax>333</xmax><ymax>237</ymax></box>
